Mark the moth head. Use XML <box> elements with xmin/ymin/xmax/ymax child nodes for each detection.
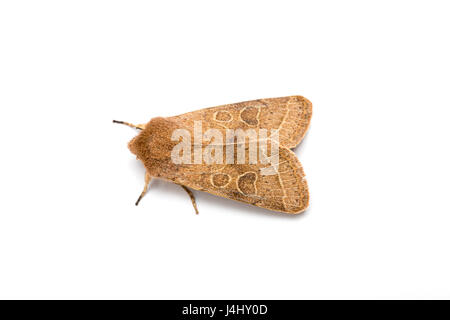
<box><xmin>125</xmin><ymin>117</ymin><xmax>179</xmax><ymax>170</ymax></box>
<box><xmin>127</xmin><ymin>135</ymin><xmax>141</xmax><ymax>158</ymax></box>
<box><xmin>127</xmin><ymin>123</ymin><xmax>151</xmax><ymax>161</ymax></box>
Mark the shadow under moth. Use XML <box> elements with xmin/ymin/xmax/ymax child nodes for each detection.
<box><xmin>114</xmin><ymin>95</ymin><xmax>312</xmax><ymax>214</ymax></box>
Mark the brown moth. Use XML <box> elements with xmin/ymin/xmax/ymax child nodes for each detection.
<box><xmin>114</xmin><ymin>95</ymin><xmax>312</xmax><ymax>214</ymax></box>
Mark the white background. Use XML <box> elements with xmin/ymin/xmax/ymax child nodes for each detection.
<box><xmin>1</xmin><ymin>1</ymin><xmax>449</xmax><ymax>299</ymax></box>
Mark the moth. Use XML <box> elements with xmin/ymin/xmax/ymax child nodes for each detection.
<box><xmin>114</xmin><ymin>95</ymin><xmax>312</xmax><ymax>214</ymax></box>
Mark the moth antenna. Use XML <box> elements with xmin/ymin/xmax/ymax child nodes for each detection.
<box><xmin>180</xmin><ymin>185</ymin><xmax>199</xmax><ymax>215</ymax></box>
<box><xmin>113</xmin><ymin>120</ymin><xmax>145</xmax><ymax>130</ymax></box>
<box><xmin>135</xmin><ymin>172</ymin><xmax>152</xmax><ymax>206</ymax></box>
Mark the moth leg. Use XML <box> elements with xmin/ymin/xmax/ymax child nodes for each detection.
<box><xmin>180</xmin><ymin>185</ymin><xmax>199</xmax><ymax>215</ymax></box>
<box><xmin>113</xmin><ymin>120</ymin><xmax>146</xmax><ymax>130</ymax></box>
<box><xmin>135</xmin><ymin>171</ymin><xmax>152</xmax><ymax>206</ymax></box>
